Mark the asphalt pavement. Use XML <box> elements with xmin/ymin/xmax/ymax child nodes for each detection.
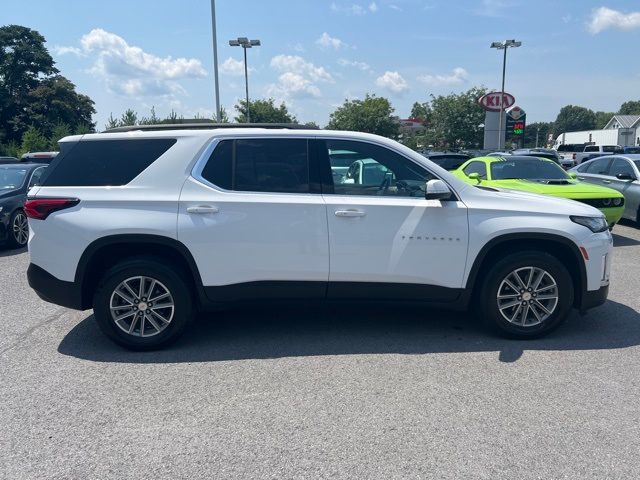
<box><xmin>2</xmin><ymin>223</ymin><xmax>640</xmax><ymax>479</ymax></box>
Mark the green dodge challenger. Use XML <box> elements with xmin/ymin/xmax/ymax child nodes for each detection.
<box><xmin>453</xmin><ymin>156</ymin><xmax>624</xmax><ymax>227</ymax></box>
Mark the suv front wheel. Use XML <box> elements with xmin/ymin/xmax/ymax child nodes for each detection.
<box><xmin>479</xmin><ymin>251</ymin><xmax>574</xmax><ymax>338</ymax></box>
<box><xmin>93</xmin><ymin>257</ymin><xmax>193</xmax><ymax>350</ymax></box>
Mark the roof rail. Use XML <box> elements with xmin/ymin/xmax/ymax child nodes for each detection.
<box><xmin>103</xmin><ymin>123</ymin><xmax>318</xmax><ymax>133</ymax></box>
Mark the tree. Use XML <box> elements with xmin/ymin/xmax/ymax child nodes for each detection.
<box><xmin>24</xmin><ymin>75</ymin><xmax>95</xmax><ymax>137</ymax></box>
<box><xmin>618</xmin><ymin>100</ymin><xmax>640</xmax><ymax>115</ymax></box>
<box><xmin>554</xmin><ymin>105</ymin><xmax>596</xmax><ymax>133</ymax></box>
<box><xmin>234</xmin><ymin>98</ymin><xmax>297</xmax><ymax>123</ymax></box>
<box><xmin>0</xmin><ymin>25</ymin><xmax>58</xmax><ymax>143</ymax></box>
<box><xmin>523</xmin><ymin>121</ymin><xmax>554</xmax><ymax>148</ymax></box>
<box><xmin>409</xmin><ymin>101</ymin><xmax>431</xmax><ymax>122</ymax></box>
<box><xmin>427</xmin><ymin>87</ymin><xmax>487</xmax><ymax>148</ymax></box>
<box><xmin>119</xmin><ymin>109</ymin><xmax>138</xmax><ymax>126</ymax></box>
<box><xmin>20</xmin><ymin>126</ymin><xmax>49</xmax><ymax>153</ymax></box>
<box><xmin>327</xmin><ymin>94</ymin><xmax>398</xmax><ymax>138</ymax></box>
<box><xmin>48</xmin><ymin>122</ymin><xmax>71</xmax><ymax>150</ymax></box>
<box><xmin>105</xmin><ymin>113</ymin><xmax>119</xmax><ymax>130</ymax></box>
<box><xmin>595</xmin><ymin>111</ymin><xmax>615</xmax><ymax>129</ymax></box>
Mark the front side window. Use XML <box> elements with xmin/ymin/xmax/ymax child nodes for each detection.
<box><xmin>321</xmin><ymin>139</ymin><xmax>433</xmax><ymax>197</ymax></box>
<box><xmin>608</xmin><ymin>158</ymin><xmax>636</xmax><ymax>178</ymax></box>
<box><xmin>201</xmin><ymin>138</ymin><xmax>310</xmax><ymax>194</ymax></box>
<box><xmin>585</xmin><ymin>146</ymin><xmax>599</xmax><ymax>152</ymax></box>
<box><xmin>463</xmin><ymin>161</ymin><xmax>487</xmax><ymax>179</ymax></box>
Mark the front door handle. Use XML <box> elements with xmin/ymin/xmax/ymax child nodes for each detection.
<box><xmin>187</xmin><ymin>205</ymin><xmax>219</xmax><ymax>214</ymax></box>
<box><xmin>335</xmin><ymin>209</ymin><xmax>366</xmax><ymax>218</ymax></box>
<box><xmin>601</xmin><ymin>179</ymin><xmax>612</xmax><ymax>184</ymax></box>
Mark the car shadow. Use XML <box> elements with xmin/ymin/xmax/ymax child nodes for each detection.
<box><xmin>612</xmin><ymin>232</ymin><xmax>640</xmax><ymax>247</ymax></box>
<box><xmin>58</xmin><ymin>300</ymin><xmax>640</xmax><ymax>364</ymax></box>
<box><xmin>0</xmin><ymin>246</ymin><xmax>27</xmax><ymax>257</ymax></box>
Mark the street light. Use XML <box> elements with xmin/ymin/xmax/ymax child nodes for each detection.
<box><xmin>229</xmin><ymin>37</ymin><xmax>261</xmax><ymax>123</ymax></box>
<box><xmin>490</xmin><ymin>39</ymin><xmax>521</xmax><ymax>150</ymax></box>
<box><xmin>210</xmin><ymin>1</ymin><xmax>221</xmax><ymax>122</ymax></box>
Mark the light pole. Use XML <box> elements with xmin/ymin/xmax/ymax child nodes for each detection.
<box><xmin>210</xmin><ymin>0</ymin><xmax>221</xmax><ymax>122</ymax></box>
<box><xmin>490</xmin><ymin>39</ymin><xmax>521</xmax><ymax>150</ymax></box>
<box><xmin>229</xmin><ymin>37</ymin><xmax>261</xmax><ymax>123</ymax></box>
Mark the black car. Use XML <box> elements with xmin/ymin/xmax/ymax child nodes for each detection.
<box><xmin>421</xmin><ymin>151</ymin><xmax>471</xmax><ymax>171</ymax></box>
<box><xmin>0</xmin><ymin>163</ymin><xmax>47</xmax><ymax>248</ymax></box>
<box><xmin>511</xmin><ymin>148</ymin><xmax>563</xmax><ymax>166</ymax></box>
<box><xmin>0</xmin><ymin>156</ymin><xmax>19</xmax><ymax>164</ymax></box>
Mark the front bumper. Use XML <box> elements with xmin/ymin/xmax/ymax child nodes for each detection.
<box><xmin>27</xmin><ymin>263</ymin><xmax>86</xmax><ymax>310</ymax></box>
<box><xmin>580</xmin><ymin>284</ymin><xmax>609</xmax><ymax>312</ymax></box>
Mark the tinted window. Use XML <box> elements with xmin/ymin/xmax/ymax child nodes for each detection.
<box><xmin>602</xmin><ymin>146</ymin><xmax>621</xmax><ymax>153</ymax></box>
<box><xmin>322</xmin><ymin>139</ymin><xmax>433</xmax><ymax>197</ymax></box>
<box><xmin>624</xmin><ymin>147</ymin><xmax>640</xmax><ymax>154</ymax></box>
<box><xmin>28</xmin><ymin>167</ymin><xmax>46</xmax><ymax>187</ymax></box>
<box><xmin>576</xmin><ymin>163</ymin><xmax>590</xmax><ymax>173</ymax></box>
<box><xmin>200</xmin><ymin>140</ymin><xmax>232</xmax><ymax>189</ymax></box>
<box><xmin>428</xmin><ymin>155</ymin><xmax>469</xmax><ymax>170</ymax></box>
<box><xmin>491</xmin><ymin>159</ymin><xmax>568</xmax><ymax>180</ymax></box>
<box><xmin>463</xmin><ymin>161</ymin><xmax>487</xmax><ymax>179</ymax></box>
<box><xmin>42</xmin><ymin>139</ymin><xmax>176</xmax><ymax>187</ymax></box>
<box><xmin>234</xmin><ymin>139</ymin><xmax>309</xmax><ymax>193</ymax></box>
<box><xmin>608</xmin><ymin>158</ymin><xmax>636</xmax><ymax>178</ymax></box>
<box><xmin>585</xmin><ymin>146</ymin><xmax>599</xmax><ymax>152</ymax></box>
<box><xmin>585</xmin><ymin>157</ymin><xmax>612</xmax><ymax>174</ymax></box>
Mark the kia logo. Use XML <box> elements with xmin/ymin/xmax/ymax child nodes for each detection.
<box><xmin>478</xmin><ymin>92</ymin><xmax>515</xmax><ymax>111</ymax></box>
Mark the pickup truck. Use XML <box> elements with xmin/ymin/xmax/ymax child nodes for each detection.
<box><xmin>574</xmin><ymin>145</ymin><xmax>623</xmax><ymax>165</ymax></box>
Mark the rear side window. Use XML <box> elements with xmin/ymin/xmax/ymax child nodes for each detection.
<box><xmin>201</xmin><ymin>138</ymin><xmax>310</xmax><ymax>193</ymax></box>
<box><xmin>585</xmin><ymin>146</ymin><xmax>599</xmax><ymax>152</ymax></box>
<box><xmin>41</xmin><ymin>139</ymin><xmax>176</xmax><ymax>187</ymax></box>
<box><xmin>608</xmin><ymin>158</ymin><xmax>635</xmax><ymax>178</ymax></box>
<box><xmin>584</xmin><ymin>157</ymin><xmax>612</xmax><ymax>174</ymax></box>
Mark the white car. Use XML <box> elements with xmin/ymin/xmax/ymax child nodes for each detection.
<box><xmin>26</xmin><ymin>125</ymin><xmax>612</xmax><ymax>350</ymax></box>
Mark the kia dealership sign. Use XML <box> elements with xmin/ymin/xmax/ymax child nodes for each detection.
<box><xmin>478</xmin><ymin>92</ymin><xmax>515</xmax><ymax>111</ymax></box>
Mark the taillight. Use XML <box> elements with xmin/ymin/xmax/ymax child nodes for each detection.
<box><xmin>572</xmin><ymin>153</ymin><xmax>576</xmax><ymax>160</ymax></box>
<box><xmin>24</xmin><ymin>198</ymin><xmax>80</xmax><ymax>220</ymax></box>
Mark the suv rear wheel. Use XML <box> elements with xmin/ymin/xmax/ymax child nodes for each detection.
<box><xmin>479</xmin><ymin>251</ymin><xmax>574</xmax><ymax>338</ymax></box>
<box><xmin>93</xmin><ymin>257</ymin><xmax>193</xmax><ymax>350</ymax></box>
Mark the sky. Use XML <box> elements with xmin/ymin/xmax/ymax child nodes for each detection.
<box><xmin>4</xmin><ymin>0</ymin><xmax>640</xmax><ymax>130</ymax></box>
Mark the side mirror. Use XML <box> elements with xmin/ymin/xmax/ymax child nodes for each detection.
<box><xmin>425</xmin><ymin>179</ymin><xmax>452</xmax><ymax>200</ymax></box>
<box><xmin>467</xmin><ymin>172</ymin><xmax>481</xmax><ymax>183</ymax></box>
<box><xmin>568</xmin><ymin>171</ymin><xmax>577</xmax><ymax>179</ymax></box>
<box><xmin>616</xmin><ymin>173</ymin><xmax>635</xmax><ymax>181</ymax></box>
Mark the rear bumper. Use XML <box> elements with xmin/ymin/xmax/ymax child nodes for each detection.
<box><xmin>27</xmin><ymin>263</ymin><xmax>86</xmax><ymax>310</ymax></box>
<box><xmin>580</xmin><ymin>284</ymin><xmax>609</xmax><ymax>312</ymax></box>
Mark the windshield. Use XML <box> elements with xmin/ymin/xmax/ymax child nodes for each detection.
<box><xmin>491</xmin><ymin>158</ymin><xmax>569</xmax><ymax>181</ymax></box>
<box><xmin>0</xmin><ymin>167</ymin><xmax>28</xmax><ymax>190</ymax></box>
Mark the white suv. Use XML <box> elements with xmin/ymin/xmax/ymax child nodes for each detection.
<box><xmin>26</xmin><ymin>125</ymin><xmax>613</xmax><ymax>350</ymax></box>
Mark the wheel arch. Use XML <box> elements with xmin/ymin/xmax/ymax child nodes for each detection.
<box><xmin>465</xmin><ymin>233</ymin><xmax>587</xmax><ymax>309</ymax></box>
<box><xmin>76</xmin><ymin>234</ymin><xmax>206</xmax><ymax>310</ymax></box>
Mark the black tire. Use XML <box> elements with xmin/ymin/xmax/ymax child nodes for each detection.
<box><xmin>479</xmin><ymin>251</ymin><xmax>574</xmax><ymax>339</ymax></box>
<box><xmin>7</xmin><ymin>209</ymin><xmax>29</xmax><ymax>249</ymax></box>
<box><xmin>93</xmin><ymin>257</ymin><xmax>194</xmax><ymax>350</ymax></box>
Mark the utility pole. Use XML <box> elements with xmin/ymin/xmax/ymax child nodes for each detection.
<box><xmin>490</xmin><ymin>39</ymin><xmax>522</xmax><ymax>150</ymax></box>
<box><xmin>210</xmin><ymin>0</ymin><xmax>221</xmax><ymax>122</ymax></box>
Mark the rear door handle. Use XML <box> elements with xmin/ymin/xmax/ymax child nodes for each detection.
<box><xmin>335</xmin><ymin>209</ymin><xmax>366</xmax><ymax>218</ymax></box>
<box><xmin>602</xmin><ymin>180</ymin><xmax>612</xmax><ymax>184</ymax></box>
<box><xmin>187</xmin><ymin>205</ymin><xmax>219</xmax><ymax>214</ymax></box>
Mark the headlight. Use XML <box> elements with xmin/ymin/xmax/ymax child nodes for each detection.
<box><xmin>613</xmin><ymin>197</ymin><xmax>623</xmax><ymax>206</ymax></box>
<box><xmin>570</xmin><ymin>215</ymin><xmax>608</xmax><ymax>233</ymax></box>
<box><xmin>0</xmin><ymin>206</ymin><xmax>3</xmax><ymax>213</ymax></box>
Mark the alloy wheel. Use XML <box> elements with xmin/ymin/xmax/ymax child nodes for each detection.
<box><xmin>12</xmin><ymin>212</ymin><xmax>28</xmax><ymax>246</ymax></box>
<box><xmin>496</xmin><ymin>267</ymin><xmax>559</xmax><ymax>327</ymax></box>
<box><xmin>109</xmin><ymin>276</ymin><xmax>175</xmax><ymax>337</ymax></box>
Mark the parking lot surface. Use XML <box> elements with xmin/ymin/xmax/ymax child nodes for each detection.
<box><xmin>2</xmin><ymin>223</ymin><xmax>640</xmax><ymax>480</ymax></box>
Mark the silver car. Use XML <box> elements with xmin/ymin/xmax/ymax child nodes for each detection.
<box><xmin>570</xmin><ymin>154</ymin><xmax>640</xmax><ymax>225</ymax></box>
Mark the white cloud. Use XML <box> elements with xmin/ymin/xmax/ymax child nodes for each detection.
<box><xmin>588</xmin><ymin>7</ymin><xmax>640</xmax><ymax>34</ymax></box>
<box><xmin>388</xmin><ymin>4</ymin><xmax>402</xmax><ymax>11</ymax></box>
<box><xmin>417</xmin><ymin>67</ymin><xmax>468</xmax><ymax>86</ymax></box>
<box><xmin>475</xmin><ymin>0</ymin><xmax>512</xmax><ymax>17</ymax></box>
<box><xmin>53</xmin><ymin>45</ymin><xmax>84</xmax><ymax>56</ymax></box>
<box><xmin>375</xmin><ymin>71</ymin><xmax>409</xmax><ymax>93</ymax></box>
<box><xmin>316</xmin><ymin>32</ymin><xmax>346</xmax><ymax>50</ymax></box>
<box><xmin>220</xmin><ymin>57</ymin><xmax>253</xmax><ymax>76</ymax></box>
<box><xmin>330</xmin><ymin>2</ymin><xmax>373</xmax><ymax>15</ymax></box>
<box><xmin>267</xmin><ymin>54</ymin><xmax>333</xmax><ymax>102</ymax></box>
<box><xmin>270</xmin><ymin>55</ymin><xmax>334</xmax><ymax>82</ymax></box>
<box><xmin>337</xmin><ymin>58</ymin><xmax>371</xmax><ymax>72</ymax></box>
<box><xmin>72</xmin><ymin>28</ymin><xmax>206</xmax><ymax>98</ymax></box>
